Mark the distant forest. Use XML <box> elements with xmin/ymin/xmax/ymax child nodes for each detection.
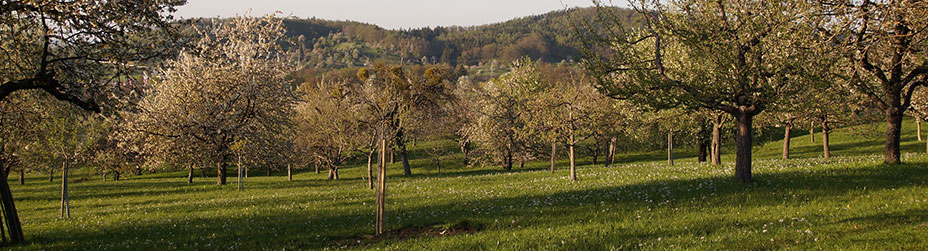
<box><xmin>277</xmin><ymin>7</ymin><xmax>640</xmax><ymax>70</ymax></box>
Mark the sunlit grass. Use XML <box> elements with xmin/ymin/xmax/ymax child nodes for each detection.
<box><xmin>8</xmin><ymin>119</ymin><xmax>928</xmax><ymax>250</ymax></box>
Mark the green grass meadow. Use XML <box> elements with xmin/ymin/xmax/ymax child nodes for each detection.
<box><xmin>7</xmin><ymin>120</ymin><xmax>928</xmax><ymax>250</ymax></box>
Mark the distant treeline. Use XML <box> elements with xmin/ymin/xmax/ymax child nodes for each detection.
<box><xmin>274</xmin><ymin>7</ymin><xmax>641</xmax><ymax>69</ymax></box>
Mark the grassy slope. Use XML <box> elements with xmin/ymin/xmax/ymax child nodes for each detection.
<box><xmin>8</xmin><ymin>119</ymin><xmax>928</xmax><ymax>250</ymax></box>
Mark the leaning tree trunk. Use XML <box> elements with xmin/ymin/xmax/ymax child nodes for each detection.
<box><xmin>885</xmin><ymin>107</ymin><xmax>904</xmax><ymax>164</ymax></box>
<box><xmin>782</xmin><ymin>122</ymin><xmax>793</xmax><ymax>160</ymax></box>
<box><xmin>733</xmin><ymin>110</ymin><xmax>755</xmax><ymax>183</ymax></box>
<box><xmin>667</xmin><ymin>131</ymin><xmax>674</xmax><ymax>166</ymax></box>
<box><xmin>0</xmin><ymin>161</ymin><xmax>24</xmax><ymax>243</ymax></box>
<box><xmin>550</xmin><ymin>141</ymin><xmax>557</xmax><ymax>173</ymax></box>
<box><xmin>375</xmin><ymin>138</ymin><xmax>387</xmax><ymax>235</ymax></box>
<box><xmin>823</xmin><ymin>120</ymin><xmax>832</xmax><ymax>159</ymax></box>
<box><xmin>60</xmin><ymin>161</ymin><xmax>70</xmax><ymax>219</ymax></box>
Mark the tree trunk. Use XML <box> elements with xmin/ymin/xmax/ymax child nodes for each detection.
<box><xmin>217</xmin><ymin>157</ymin><xmax>227</xmax><ymax>185</ymax></box>
<box><xmin>375</xmin><ymin>138</ymin><xmax>387</xmax><ymax>235</ymax></box>
<box><xmin>697</xmin><ymin>121</ymin><xmax>710</xmax><ymax>163</ymax></box>
<box><xmin>667</xmin><ymin>131</ymin><xmax>674</xmax><ymax>166</ymax></box>
<box><xmin>697</xmin><ymin>141</ymin><xmax>708</xmax><ymax>163</ymax></box>
<box><xmin>550</xmin><ymin>141</ymin><xmax>557</xmax><ymax>173</ymax></box>
<box><xmin>435</xmin><ymin>157</ymin><xmax>441</xmax><ymax>173</ymax></box>
<box><xmin>568</xmin><ymin>130</ymin><xmax>576</xmax><ymax>181</ymax></box>
<box><xmin>592</xmin><ymin>147</ymin><xmax>599</xmax><ymax>166</ymax></box>
<box><xmin>460</xmin><ymin>141</ymin><xmax>469</xmax><ymax>165</ymax></box>
<box><xmin>711</xmin><ymin>115</ymin><xmax>723</xmax><ymax>166</ymax></box>
<box><xmin>19</xmin><ymin>169</ymin><xmax>24</xmax><ymax>185</ymax></box>
<box><xmin>885</xmin><ymin>107</ymin><xmax>903</xmax><ymax>164</ymax></box>
<box><xmin>60</xmin><ymin>161</ymin><xmax>70</xmax><ymax>219</ymax></box>
<box><xmin>390</xmin><ymin>147</ymin><xmax>395</xmax><ymax>164</ymax></box>
<box><xmin>733</xmin><ymin>111</ymin><xmax>754</xmax><ymax>183</ymax></box>
<box><xmin>367</xmin><ymin>148</ymin><xmax>374</xmax><ymax>189</ymax></box>
<box><xmin>399</xmin><ymin>144</ymin><xmax>411</xmax><ymax>176</ymax></box>
<box><xmin>114</xmin><ymin>171</ymin><xmax>120</xmax><ymax>181</ymax></box>
<box><xmin>314</xmin><ymin>161</ymin><xmax>319</xmax><ymax>174</ymax></box>
<box><xmin>823</xmin><ymin>120</ymin><xmax>832</xmax><ymax>159</ymax></box>
<box><xmin>607</xmin><ymin>137</ymin><xmax>616</xmax><ymax>166</ymax></box>
<box><xmin>782</xmin><ymin>123</ymin><xmax>793</xmax><ymax>159</ymax></box>
<box><xmin>49</xmin><ymin>172</ymin><xmax>53</xmax><ymax>182</ymax></box>
<box><xmin>918</xmin><ymin>117</ymin><xmax>923</xmax><ymax>141</ymax></box>
<box><xmin>327</xmin><ymin>167</ymin><xmax>339</xmax><ymax>180</ymax></box>
<box><xmin>810</xmin><ymin>121</ymin><xmax>815</xmax><ymax>143</ymax></box>
<box><xmin>0</xmin><ymin>161</ymin><xmax>24</xmax><ymax>243</ymax></box>
<box><xmin>187</xmin><ymin>166</ymin><xmax>194</xmax><ymax>184</ymax></box>
<box><xmin>504</xmin><ymin>142</ymin><xmax>513</xmax><ymax>171</ymax></box>
<box><xmin>237</xmin><ymin>155</ymin><xmax>243</xmax><ymax>191</ymax></box>
<box><xmin>288</xmin><ymin>164</ymin><xmax>292</xmax><ymax>181</ymax></box>
<box><xmin>569</xmin><ymin>109</ymin><xmax>576</xmax><ymax>181</ymax></box>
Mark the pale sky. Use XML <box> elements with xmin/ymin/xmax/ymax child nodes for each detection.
<box><xmin>175</xmin><ymin>0</ymin><xmax>623</xmax><ymax>30</ymax></box>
